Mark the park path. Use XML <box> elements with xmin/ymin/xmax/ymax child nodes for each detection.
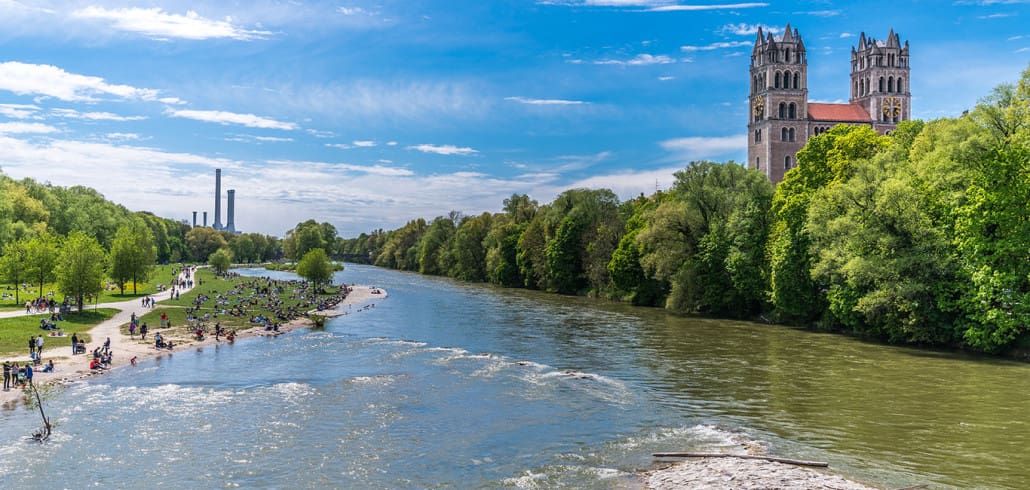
<box><xmin>0</xmin><ymin>268</ymin><xmax>197</xmax><ymax>391</ymax></box>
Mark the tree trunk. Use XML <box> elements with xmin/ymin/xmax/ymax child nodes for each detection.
<box><xmin>132</xmin><ymin>271</ymin><xmax>137</xmax><ymax>295</ymax></box>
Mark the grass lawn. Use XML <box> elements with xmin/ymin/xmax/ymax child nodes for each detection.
<box><xmin>0</xmin><ymin>264</ymin><xmax>185</xmax><ymax>311</ymax></box>
<box><xmin>0</xmin><ymin>309</ymin><xmax>117</xmax><ymax>358</ymax></box>
<box><xmin>124</xmin><ymin>269</ymin><xmax>344</xmax><ymax>343</ymax></box>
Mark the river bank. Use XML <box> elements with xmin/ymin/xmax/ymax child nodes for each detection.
<box><xmin>0</xmin><ymin>285</ymin><xmax>387</xmax><ymax>409</ymax></box>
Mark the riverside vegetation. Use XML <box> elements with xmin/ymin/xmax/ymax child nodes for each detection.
<box><xmin>338</xmin><ymin>66</ymin><xmax>1030</xmax><ymax>356</ymax></box>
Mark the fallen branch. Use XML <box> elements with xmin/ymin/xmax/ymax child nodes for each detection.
<box><xmin>652</xmin><ymin>452</ymin><xmax>828</xmax><ymax>468</ymax></box>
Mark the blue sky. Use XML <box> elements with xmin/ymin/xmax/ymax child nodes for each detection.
<box><xmin>0</xmin><ymin>0</ymin><xmax>1027</xmax><ymax>237</ymax></box>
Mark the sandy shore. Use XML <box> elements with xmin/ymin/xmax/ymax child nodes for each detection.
<box><xmin>0</xmin><ymin>278</ymin><xmax>386</xmax><ymax>408</ymax></box>
<box><xmin>645</xmin><ymin>456</ymin><xmax>879</xmax><ymax>489</ymax></box>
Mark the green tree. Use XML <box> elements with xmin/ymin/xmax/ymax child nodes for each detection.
<box><xmin>418</xmin><ymin>217</ymin><xmax>456</xmax><ymax>275</ymax></box>
<box><xmin>0</xmin><ymin>239</ymin><xmax>29</xmax><ymax>304</ymax></box>
<box><xmin>208</xmin><ymin>248</ymin><xmax>234</xmax><ymax>275</ymax></box>
<box><xmin>448</xmin><ymin>212</ymin><xmax>492</xmax><ymax>282</ymax></box>
<box><xmin>296</xmin><ymin>248</ymin><xmax>336</xmax><ymax>293</ymax></box>
<box><xmin>24</xmin><ymin>231</ymin><xmax>60</xmax><ymax>299</ymax></box>
<box><xmin>186</xmin><ymin>226</ymin><xmax>229</xmax><ymax>262</ymax></box>
<box><xmin>231</xmin><ymin>234</ymin><xmax>256</xmax><ymax>263</ymax></box>
<box><xmin>109</xmin><ymin>220</ymin><xmax>157</xmax><ymax>295</ymax></box>
<box><xmin>56</xmin><ymin>231</ymin><xmax>106</xmax><ymax>311</ymax></box>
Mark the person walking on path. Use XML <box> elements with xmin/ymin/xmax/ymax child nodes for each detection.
<box><xmin>24</xmin><ymin>363</ymin><xmax>33</xmax><ymax>386</ymax></box>
<box><xmin>28</xmin><ymin>337</ymin><xmax>35</xmax><ymax>357</ymax></box>
<box><xmin>36</xmin><ymin>335</ymin><xmax>44</xmax><ymax>356</ymax></box>
<box><xmin>3</xmin><ymin>361</ymin><xmax>11</xmax><ymax>391</ymax></box>
<box><xmin>71</xmin><ymin>333</ymin><xmax>78</xmax><ymax>354</ymax></box>
<box><xmin>140</xmin><ymin>323</ymin><xmax>148</xmax><ymax>340</ymax></box>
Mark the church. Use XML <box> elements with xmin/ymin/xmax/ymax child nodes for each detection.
<box><xmin>747</xmin><ymin>24</ymin><xmax>911</xmax><ymax>183</ymax></box>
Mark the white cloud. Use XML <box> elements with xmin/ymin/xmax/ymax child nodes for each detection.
<box><xmin>326</xmin><ymin>143</ymin><xmax>351</xmax><ymax>149</ymax></box>
<box><xmin>647</xmin><ymin>3</ymin><xmax>769</xmax><ymax>11</ymax></box>
<box><xmin>720</xmin><ymin>23</ymin><xmax>780</xmax><ymax>36</ymax></box>
<box><xmin>226</xmin><ymin>134</ymin><xmax>294</xmax><ymax>143</ymax></box>
<box><xmin>593</xmin><ymin>54</ymin><xmax>675</xmax><ymax>65</ymax></box>
<box><xmin>386</xmin><ymin>141</ymin><xmax>398</xmax><ymax>146</ymax></box>
<box><xmin>0</xmin><ymin>122</ymin><xmax>59</xmax><ymax>134</ymax></box>
<box><xmin>0</xmin><ymin>103</ymin><xmax>40</xmax><ymax>119</ymax></box>
<box><xmin>352</xmin><ymin>140</ymin><xmax>377</xmax><ymax>147</ymax></box>
<box><xmin>840</xmin><ymin>32</ymin><xmax>854</xmax><ymax>38</ymax></box>
<box><xmin>51</xmin><ymin>108</ymin><xmax>146</xmax><ymax>121</ymax></box>
<box><xmin>166</xmin><ymin>108</ymin><xmax>297</xmax><ymax>130</ymax></box>
<box><xmin>0</xmin><ymin>61</ymin><xmax>164</xmax><ymax>102</ymax></box>
<box><xmin>266</xmin><ymin>159</ymin><xmax>413</xmax><ymax>177</ymax></box>
<box><xmin>795</xmin><ymin>9</ymin><xmax>842</xmax><ymax>17</ymax></box>
<box><xmin>105</xmin><ymin>132</ymin><xmax>143</xmax><ymax>141</ymax></box>
<box><xmin>71</xmin><ymin>7</ymin><xmax>272</xmax><ymax>41</ymax></box>
<box><xmin>306</xmin><ymin>129</ymin><xmax>335</xmax><ymax>138</ymax></box>
<box><xmin>658</xmin><ymin>76</ymin><xmax>675</xmax><ymax>81</ymax></box>
<box><xmin>659</xmin><ymin>135</ymin><xmax>746</xmax><ymax>160</ymax></box>
<box><xmin>255</xmin><ymin>136</ymin><xmax>293</xmax><ymax>142</ymax></box>
<box><xmin>540</xmin><ymin>1</ymin><xmax>769</xmax><ymax>10</ymax></box>
<box><xmin>505</xmin><ymin>96</ymin><xmax>587</xmax><ymax>105</ymax></box>
<box><xmin>408</xmin><ymin>144</ymin><xmax>478</xmax><ymax>156</ymax></box>
<box><xmin>338</xmin><ymin>7</ymin><xmax>365</xmax><ymax>15</ymax></box>
<box><xmin>681</xmin><ymin>41</ymin><xmax>751</xmax><ymax>52</ymax></box>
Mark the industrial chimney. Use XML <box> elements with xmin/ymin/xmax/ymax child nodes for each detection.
<box><xmin>192</xmin><ymin>211</ymin><xmax>197</xmax><ymax>228</ymax></box>
<box><xmin>226</xmin><ymin>189</ymin><xmax>236</xmax><ymax>233</ymax></box>
<box><xmin>203</xmin><ymin>211</ymin><xmax>208</xmax><ymax>227</ymax></box>
<box><xmin>213</xmin><ymin>168</ymin><xmax>223</xmax><ymax>230</ymax></box>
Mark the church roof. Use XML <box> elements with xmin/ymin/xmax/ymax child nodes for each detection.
<box><xmin>807</xmin><ymin>103</ymin><xmax>871</xmax><ymax>122</ymax></box>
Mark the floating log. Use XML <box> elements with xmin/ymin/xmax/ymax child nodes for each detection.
<box><xmin>652</xmin><ymin>452</ymin><xmax>829</xmax><ymax>468</ymax></box>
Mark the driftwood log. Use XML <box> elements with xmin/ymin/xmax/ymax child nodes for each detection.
<box><xmin>652</xmin><ymin>452</ymin><xmax>829</xmax><ymax>468</ymax></box>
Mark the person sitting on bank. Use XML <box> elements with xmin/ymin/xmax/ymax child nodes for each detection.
<box><xmin>155</xmin><ymin>332</ymin><xmax>165</xmax><ymax>349</ymax></box>
<box><xmin>40</xmin><ymin>359</ymin><xmax>54</xmax><ymax>373</ymax></box>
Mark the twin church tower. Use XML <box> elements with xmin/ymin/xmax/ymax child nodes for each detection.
<box><xmin>747</xmin><ymin>24</ymin><xmax>910</xmax><ymax>183</ymax></box>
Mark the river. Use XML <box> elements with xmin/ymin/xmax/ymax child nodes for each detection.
<box><xmin>1</xmin><ymin>264</ymin><xmax>1028</xmax><ymax>488</ymax></box>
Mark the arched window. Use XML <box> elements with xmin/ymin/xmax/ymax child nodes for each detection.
<box><xmin>888</xmin><ymin>77</ymin><xmax>894</xmax><ymax>92</ymax></box>
<box><xmin>785</xmin><ymin>48</ymin><xmax>791</xmax><ymax>62</ymax></box>
<box><xmin>778</xmin><ymin>102</ymin><xmax>786</xmax><ymax>118</ymax></box>
<box><xmin>788</xmin><ymin>103</ymin><xmax>796</xmax><ymax>119</ymax></box>
<box><xmin>793</xmin><ymin>72</ymin><xmax>800</xmax><ymax>89</ymax></box>
<box><xmin>879</xmin><ymin>77</ymin><xmax>885</xmax><ymax>92</ymax></box>
<box><xmin>783</xmin><ymin>70</ymin><xmax>790</xmax><ymax>88</ymax></box>
<box><xmin>781</xmin><ymin>127</ymin><xmax>789</xmax><ymax>141</ymax></box>
<box><xmin>897</xmin><ymin>77</ymin><xmax>904</xmax><ymax>93</ymax></box>
<box><xmin>854</xmin><ymin>81</ymin><xmax>858</xmax><ymax>96</ymax></box>
<box><xmin>756</xmin><ymin>157</ymin><xmax>760</xmax><ymax>170</ymax></box>
<box><xmin>785</xmin><ymin>155</ymin><xmax>793</xmax><ymax>169</ymax></box>
<box><xmin>754</xmin><ymin>129</ymin><xmax>761</xmax><ymax>143</ymax></box>
<box><xmin>775</xmin><ymin>72</ymin><xmax>782</xmax><ymax>89</ymax></box>
<box><xmin>789</xmin><ymin>128</ymin><xmax>796</xmax><ymax>142</ymax></box>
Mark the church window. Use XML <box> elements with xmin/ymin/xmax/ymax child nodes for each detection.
<box><xmin>755</xmin><ymin>129</ymin><xmax>762</xmax><ymax>143</ymax></box>
<box><xmin>888</xmin><ymin>77</ymin><xmax>894</xmax><ymax>92</ymax></box>
<box><xmin>897</xmin><ymin>77</ymin><xmax>904</xmax><ymax>93</ymax></box>
<box><xmin>793</xmin><ymin>72</ymin><xmax>800</xmax><ymax>89</ymax></box>
<box><xmin>854</xmin><ymin>81</ymin><xmax>858</xmax><ymax>96</ymax></box>
<box><xmin>756</xmin><ymin>157</ymin><xmax>760</xmax><ymax>169</ymax></box>
<box><xmin>788</xmin><ymin>103</ymin><xmax>796</xmax><ymax>119</ymax></box>
<box><xmin>785</xmin><ymin>155</ymin><xmax>793</xmax><ymax>169</ymax></box>
<box><xmin>785</xmin><ymin>48</ymin><xmax>791</xmax><ymax>62</ymax></box>
<box><xmin>778</xmin><ymin>102</ymin><xmax>786</xmax><ymax>118</ymax></box>
<box><xmin>789</xmin><ymin>128</ymin><xmax>796</xmax><ymax>142</ymax></box>
<box><xmin>879</xmin><ymin>77</ymin><xmax>885</xmax><ymax>92</ymax></box>
<box><xmin>781</xmin><ymin>127</ymin><xmax>788</xmax><ymax>141</ymax></box>
<box><xmin>775</xmin><ymin>72</ymin><xmax>781</xmax><ymax>89</ymax></box>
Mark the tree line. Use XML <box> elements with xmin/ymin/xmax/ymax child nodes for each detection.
<box><xmin>0</xmin><ymin>174</ymin><xmax>284</xmax><ymax>309</ymax></box>
<box><xmin>338</xmin><ymin>65</ymin><xmax>1030</xmax><ymax>355</ymax></box>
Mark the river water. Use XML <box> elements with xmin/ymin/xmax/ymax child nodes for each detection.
<box><xmin>1</xmin><ymin>264</ymin><xmax>1028</xmax><ymax>488</ymax></box>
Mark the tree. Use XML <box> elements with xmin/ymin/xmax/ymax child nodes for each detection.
<box><xmin>0</xmin><ymin>239</ymin><xmax>29</xmax><ymax>304</ymax></box>
<box><xmin>186</xmin><ymin>227</ymin><xmax>228</xmax><ymax>262</ymax></box>
<box><xmin>24</xmin><ymin>232</ymin><xmax>59</xmax><ymax>300</ymax></box>
<box><xmin>231</xmin><ymin>234</ymin><xmax>256</xmax><ymax>263</ymax></box>
<box><xmin>56</xmin><ymin>232</ymin><xmax>106</xmax><ymax>312</ymax></box>
<box><xmin>447</xmin><ymin>212</ymin><xmax>493</xmax><ymax>282</ymax></box>
<box><xmin>109</xmin><ymin>220</ymin><xmax>157</xmax><ymax>295</ymax></box>
<box><xmin>208</xmin><ymin>248</ymin><xmax>234</xmax><ymax>275</ymax></box>
<box><xmin>296</xmin><ymin>248</ymin><xmax>336</xmax><ymax>293</ymax></box>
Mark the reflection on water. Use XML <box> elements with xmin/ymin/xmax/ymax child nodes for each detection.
<box><xmin>0</xmin><ymin>264</ymin><xmax>1027</xmax><ymax>488</ymax></box>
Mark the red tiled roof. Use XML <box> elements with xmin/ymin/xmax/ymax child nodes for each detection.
<box><xmin>807</xmin><ymin>103</ymin><xmax>871</xmax><ymax>122</ymax></box>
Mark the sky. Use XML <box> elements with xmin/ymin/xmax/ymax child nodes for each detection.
<box><xmin>0</xmin><ymin>0</ymin><xmax>1027</xmax><ymax>237</ymax></box>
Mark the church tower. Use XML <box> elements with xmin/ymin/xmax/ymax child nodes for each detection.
<box><xmin>850</xmin><ymin>30</ymin><xmax>910</xmax><ymax>131</ymax></box>
<box><xmin>747</xmin><ymin>24</ymin><xmax>808</xmax><ymax>183</ymax></box>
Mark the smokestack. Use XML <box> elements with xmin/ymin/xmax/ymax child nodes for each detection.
<box><xmin>203</xmin><ymin>211</ymin><xmax>208</xmax><ymax>227</ymax></box>
<box><xmin>226</xmin><ymin>189</ymin><xmax>236</xmax><ymax>233</ymax></box>
<box><xmin>192</xmin><ymin>211</ymin><xmax>197</xmax><ymax>228</ymax></box>
<box><xmin>213</xmin><ymin>168</ymin><xmax>223</xmax><ymax>230</ymax></box>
